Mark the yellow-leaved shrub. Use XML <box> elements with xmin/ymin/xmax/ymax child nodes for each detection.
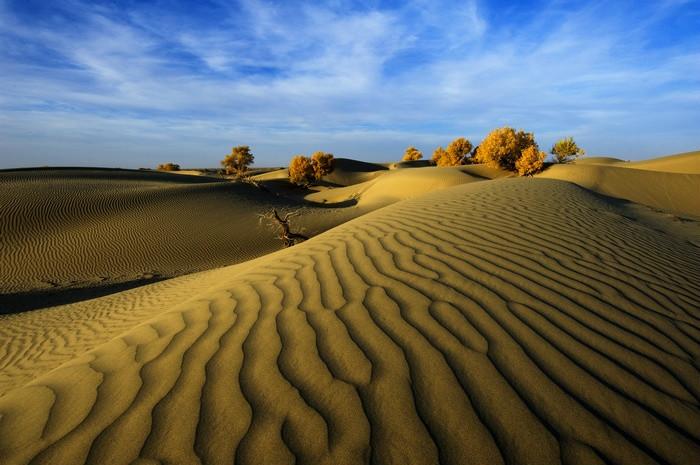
<box><xmin>222</xmin><ymin>146</ymin><xmax>254</xmax><ymax>176</ymax></box>
<box><xmin>476</xmin><ymin>127</ymin><xmax>536</xmax><ymax>171</ymax></box>
<box><xmin>402</xmin><ymin>146</ymin><xmax>423</xmax><ymax>161</ymax></box>
<box><xmin>289</xmin><ymin>155</ymin><xmax>315</xmax><ymax>186</ymax></box>
<box><xmin>516</xmin><ymin>145</ymin><xmax>546</xmax><ymax>176</ymax></box>
<box><xmin>311</xmin><ymin>151</ymin><xmax>335</xmax><ymax>179</ymax></box>
<box><xmin>551</xmin><ymin>137</ymin><xmax>585</xmax><ymax>163</ymax></box>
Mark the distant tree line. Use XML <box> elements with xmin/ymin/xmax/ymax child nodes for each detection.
<box><xmin>216</xmin><ymin>130</ymin><xmax>584</xmax><ymax>185</ymax></box>
<box><xmin>403</xmin><ymin>129</ymin><xmax>585</xmax><ymax>176</ymax></box>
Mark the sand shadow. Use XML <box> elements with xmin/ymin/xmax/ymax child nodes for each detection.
<box><xmin>0</xmin><ymin>277</ymin><xmax>166</xmax><ymax>314</ymax></box>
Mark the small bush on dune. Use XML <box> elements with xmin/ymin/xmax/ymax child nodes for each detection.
<box><xmin>402</xmin><ymin>146</ymin><xmax>423</xmax><ymax>161</ymax></box>
<box><xmin>311</xmin><ymin>151</ymin><xmax>335</xmax><ymax>179</ymax></box>
<box><xmin>157</xmin><ymin>163</ymin><xmax>180</xmax><ymax>171</ymax></box>
<box><xmin>432</xmin><ymin>138</ymin><xmax>474</xmax><ymax>166</ymax></box>
<box><xmin>551</xmin><ymin>137</ymin><xmax>585</xmax><ymax>163</ymax></box>
<box><xmin>476</xmin><ymin>127</ymin><xmax>537</xmax><ymax>171</ymax></box>
<box><xmin>222</xmin><ymin>145</ymin><xmax>254</xmax><ymax>176</ymax></box>
<box><xmin>431</xmin><ymin>146</ymin><xmax>448</xmax><ymax>166</ymax></box>
<box><xmin>516</xmin><ymin>145</ymin><xmax>546</xmax><ymax>176</ymax></box>
<box><xmin>289</xmin><ymin>155</ymin><xmax>315</xmax><ymax>186</ymax></box>
<box><xmin>446</xmin><ymin>137</ymin><xmax>473</xmax><ymax>164</ymax></box>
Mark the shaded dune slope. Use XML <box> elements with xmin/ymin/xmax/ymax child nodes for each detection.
<box><xmin>1</xmin><ymin>178</ymin><xmax>699</xmax><ymax>464</ymax></box>
<box><xmin>0</xmin><ymin>169</ymin><xmax>356</xmax><ymax>305</ymax></box>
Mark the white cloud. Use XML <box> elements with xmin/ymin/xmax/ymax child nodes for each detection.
<box><xmin>0</xmin><ymin>0</ymin><xmax>698</xmax><ymax>168</ymax></box>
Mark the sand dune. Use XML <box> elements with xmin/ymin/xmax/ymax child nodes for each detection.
<box><xmin>1</xmin><ymin>176</ymin><xmax>699</xmax><ymax>464</ymax></box>
<box><xmin>627</xmin><ymin>151</ymin><xmax>700</xmax><ymax>174</ymax></box>
<box><xmin>573</xmin><ymin>157</ymin><xmax>627</xmax><ymax>165</ymax></box>
<box><xmin>0</xmin><ymin>168</ymin><xmax>359</xmax><ymax>310</ymax></box>
<box><xmin>539</xmin><ymin>160</ymin><xmax>700</xmax><ymax>217</ymax></box>
<box><xmin>305</xmin><ymin>166</ymin><xmax>481</xmax><ymax>207</ymax></box>
<box><xmin>321</xmin><ymin>158</ymin><xmax>388</xmax><ymax>186</ymax></box>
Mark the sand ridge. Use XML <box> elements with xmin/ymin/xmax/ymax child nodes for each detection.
<box><xmin>538</xmin><ymin>162</ymin><xmax>700</xmax><ymax>217</ymax></box>
<box><xmin>0</xmin><ymin>177</ymin><xmax>698</xmax><ymax>464</ymax></box>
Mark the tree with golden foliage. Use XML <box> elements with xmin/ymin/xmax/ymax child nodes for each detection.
<box><xmin>156</xmin><ymin>162</ymin><xmax>180</xmax><ymax>171</ymax></box>
<box><xmin>402</xmin><ymin>146</ymin><xmax>423</xmax><ymax>161</ymax></box>
<box><xmin>516</xmin><ymin>145</ymin><xmax>546</xmax><ymax>176</ymax></box>
<box><xmin>289</xmin><ymin>155</ymin><xmax>315</xmax><ymax>186</ymax></box>
<box><xmin>476</xmin><ymin>127</ymin><xmax>537</xmax><ymax>171</ymax></box>
<box><xmin>311</xmin><ymin>151</ymin><xmax>335</xmax><ymax>180</ymax></box>
<box><xmin>551</xmin><ymin>137</ymin><xmax>585</xmax><ymax>163</ymax></box>
<box><xmin>222</xmin><ymin>145</ymin><xmax>254</xmax><ymax>176</ymax></box>
<box><xmin>446</xmin><ymin>137</ymin><xmax>473</xmax><ymax>164</ymax></box>
<box><xmin>431</xmin><ymin>146</ymin><xmax>448</xmax><ymax>166</ymax></box>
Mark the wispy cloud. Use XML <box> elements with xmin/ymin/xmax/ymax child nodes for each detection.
<box><xmin>0</xmin><ymin>0</ymin><xmax>698</xmax><ymax>167</ymax></box>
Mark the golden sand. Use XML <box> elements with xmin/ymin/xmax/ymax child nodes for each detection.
<box><xmin>0</xmin><ymin>154</ymin><xmax>699</xmax><ymax>464</ymax></box>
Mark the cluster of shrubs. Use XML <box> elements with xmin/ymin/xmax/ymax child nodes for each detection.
<box><xmin>288</xmin><ymin>151</ymin><xmax>335</xmax><ymax>186</ymax></box>
<box><xmin>403</xmin><ymin>129</ymin><xmax>585</xmax><ymax>176</ymax></box>
<box><xmin>156</xmin><ymin>162</ymin><xmax>180</xmax><ymax>171</ymax></box>
<box><xmin>218</xmin><ymin>146</ymin><xmax>335</xmax><ymax>186</ymax></box>
<box><xmin>220</xmin><ymin>130</ymin><xmax>585</xmax><ymax>186</ymax></box>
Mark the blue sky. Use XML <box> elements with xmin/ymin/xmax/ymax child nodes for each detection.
<box><xmin>1</xmin><ymin>0</ymin><xmax>699</xmax><ymax>168</ymax></box>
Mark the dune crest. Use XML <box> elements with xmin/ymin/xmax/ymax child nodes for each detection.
<box><xmin>1</xmin><ymin>178</ymin><xmax>698</xmax><ymax>465</ymax></box>
<box><xmin>539</xmin><ymin>160</ymin><xmax>700</xmax><ymax>217</ymax></box>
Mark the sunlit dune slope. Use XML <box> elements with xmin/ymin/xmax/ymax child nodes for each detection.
<box><xmin>305</xmin><ymin>166</ymin><xmax>482</xmax><ymax>206</ymax></box>
<box><xmin>539</xmin><ymin>153</ymin><xmax>700</xmax><ymax>217</ymax></box>
<box><xmin>573</xmin><ymin>156</ymin><xmax>627</xmax><ymax>165</ymax></box>
<box><xmin>0</xmin><ymin>168</ymin><xmax>355</xmax><ymax>301</ymax></box>
<box><xmin>1</xmin><ymin>177</ymin><xmax>698</xmax><ymax>465</ymax></box>
<box><xmin>0</xmin><ymin>268</ymin><xmax>224</xmax><ymax>395</ymax></box>
<box><xmin>627</xmin><ymin>151</ymin><xmax>700</xmax><ymax>174</ymax></box>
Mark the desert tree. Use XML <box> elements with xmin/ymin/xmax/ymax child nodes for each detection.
<box><xmin>516</xmin><ymin>145</ymin><xmax>546</xmax><ymax>176</ymax></box>
<box><xmin>289</xmin><ymin>155</ymin><xmax>315</xmax><ymax>186</ymax></box>
<box><xmin>222</xmin><ymin>145</ymin><xmax>254</xmax><ymax>176</ymax></box>
<box><xmin>258</xmin><ymin>209</ymin><xmax>309</xmax><ymax>247</ymax></box>
<box><xmin>156</xmin><ymin>162</ymin><xmax>180</xmax><ymax>171</ymax></box>
<box><xmin>551</xmin><ymin>137</ymin><xmax>585</xmax><ymax>163</ymax></box>
<box><xmin>446</xmin><ymin>137</ymin><xmax>473</xmax><ymax>164</ymax></box>
<box><xmin>476</xmin><ymin>127</ymin><xmax>537</xmax><ymax>171</ymax></box>
<box><xmin>431</xmin><ymin>146</ymin><xmax>450</xmax><ymax>166</ymax></box>
<box><xmin>402</xmin><ymin>146</ymin><xmax>423</xmax><ymax>161</ymax></box>
<box><xmin>311</xmin><ymin>151</ymin><xmax>335</xmax><ymax>180</ymax></box>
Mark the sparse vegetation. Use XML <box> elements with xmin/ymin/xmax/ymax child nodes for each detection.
<box><xmin>551</xmin><ymin>137</ymin><xmax>585</xmax><ymax>163</ymax></box>
<box><xmin>431</xmin><ymin>146</ymin><xmax>448</xmax><ymax>166</ymax></box>
<box><xmin>259</xmin><ymin>209</ymin><xmax>309</xmax><ymax>247</ymax></box>
<box><xmin>156</xmin><ymin>163</ymin><xmax>180</xmax><ymax>171</ymax></box>
<box><xmin>402</xmin><ymin>146</ymin><xmax>423</xmax><ymax>161</ymax></box>
<box><xmin>516</xmin><ymin>145</ymin><xmax>546</xmax><ymax>176</ymax></box>
<box><xmin>311</xmin><ymin>151</ymin><xmax>335</xmax><ymax>179</ymax></box>
<box><xmin>430</xmin><ymin>137</ymin><xmax>473</xmax><ymax>166</ymax></box>
<box><xmin>222</xmin><ymin>145</ymin><xmax>254</xmax><ymax>176</ymax></box>
<box><xmin>475</xmin><ymin>127</ymin><xmax>537</xmax><ymax>171</ymax></box>
<box><xmin>288</xmin><ymin>155</ymin><xmax>315</xmax><ymax>186</ymax></box>
<box><xmin>446</xmin><ymin>137</ymin><xmax>473</xmax><ymax>164</ymax></box>
<box><xmin>289</xmin><ymin>152</ymin><xmax>335</xmax><ymax>186</ymax></box>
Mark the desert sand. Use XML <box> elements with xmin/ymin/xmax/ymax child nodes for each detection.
<box><xmin>1</xmin><ymin>153</ymin><xmax>699</xmax><ymax>464</ymax></box>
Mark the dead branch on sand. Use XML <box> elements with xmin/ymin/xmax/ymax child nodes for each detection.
<box><xmin>259</xmin><ymin>209</ymin><xmax>309</xmax><ymax>247</ymax></box>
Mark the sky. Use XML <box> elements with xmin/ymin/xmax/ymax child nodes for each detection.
<box><xmin>0</xmin><ymin>0</ymin><xmax>699</xmax><ymax>168</ymax></box>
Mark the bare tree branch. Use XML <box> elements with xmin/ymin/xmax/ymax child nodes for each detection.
<box><xmin>259</xmin><ymin>208</ymin><xmax>309</xmax><ymax>247</ymax></box>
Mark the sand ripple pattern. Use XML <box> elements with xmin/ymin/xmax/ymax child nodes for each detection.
<box><xmin>0</xmin><ymin>169</ymin><xmax>351</xmax><ymax>300</ymax></box>
<box><xmin>1</xmin><ymin>178</ymin><xmax>699</xmax><ymax>465</ymax></box>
